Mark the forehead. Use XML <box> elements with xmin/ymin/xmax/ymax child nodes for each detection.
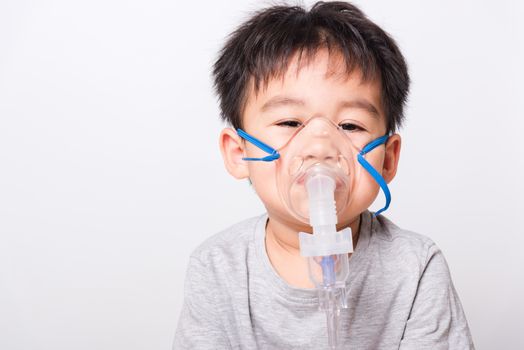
<box><xmin>242</xmin><ymin>49</ymin><xmax>384</xmax><ymax>124</ymax></box>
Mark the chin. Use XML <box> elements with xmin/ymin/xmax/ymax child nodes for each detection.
<box><xmin>336</xmin><ymin>204</ymin><xmax>369</xmax><ymax>229</ymax></box>
<box><xmin>267</xmin><ymin>208</ymin><xmax>313</xmax><ymax>232</ymax></box>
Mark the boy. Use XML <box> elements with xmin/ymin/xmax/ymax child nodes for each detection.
<box><xmin>174</xmin><ymin>2</ymin><xmax>474</xmax><ymax>349</ymax></box>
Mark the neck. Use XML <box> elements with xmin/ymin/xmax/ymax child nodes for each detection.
<box><xmin>264</xmin><ymin>212</ymin><xmax>362</xmax><ymax>289</ymax></box>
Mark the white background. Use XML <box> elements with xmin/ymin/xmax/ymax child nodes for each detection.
<box><xmin>1</xmin><ymin>0</ymin><xmax>523</xmax><ymax>349</ymax></box>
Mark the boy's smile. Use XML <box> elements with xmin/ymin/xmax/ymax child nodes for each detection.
<box><xmin>219</xmin><ymin>48</ymin><xmax>401</xmax><ymax>287</ymax></box>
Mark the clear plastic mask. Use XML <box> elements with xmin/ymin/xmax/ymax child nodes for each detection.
<box><xmin>274</xmin><ymin>117</ymin><xmax>363</xmax><ymax>223</ymax></box>
<box><xmin>238</xmin><ymin>116</ymin><xmax>389</xmax><ymax>223</ymax></box>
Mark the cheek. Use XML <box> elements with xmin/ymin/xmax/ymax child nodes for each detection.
<box><xmin>244</xmin><ymin>142</ymin><xmax>268</xmax><ymax>159</ymax></box>
<box><xmin>339</xmin><ymin>153</ymin><xmax>384</xmax><ymax>218</ymax></box>
<box><xmin>247</xmin><ymin>162</ymin><xmax>279</xmax><ymax>203</ymax></box>
<box><xmin>364</xmin><ymin>151</ymin><xmax>386</xmax><ymax>175</ymax></box>
<box><xmin>353</xmin><ymin>176</ymin><xmax>381</xmax><ymax>206</ymax></box>
<box><xmin>357</xmin><ymin>151</ymin><xmax>385</xmax><ymax>195</ymax></box>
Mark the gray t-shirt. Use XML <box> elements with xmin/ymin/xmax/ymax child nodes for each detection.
<box><xmin>173</xmin><ymin>211</ymin><xmax>474</xmax><ymax>349</ymax></box>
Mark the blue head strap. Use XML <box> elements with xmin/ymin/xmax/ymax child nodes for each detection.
<box><xmin>357</xmin><ymin>134</ymin><xmax>390</xmax><ymax>216</ymax></box>
<box><xmin>236</xmin><ymin>129</ymin><xmax>390</xmax><ymax>216</ymax></box>
<box><xmin>237</xmin><ymin>129</ymin><xmax>280</xmax><ymax>161</ymax></box>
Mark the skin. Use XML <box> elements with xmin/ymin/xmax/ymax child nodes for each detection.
<box><xmin>219</xmin><ymin>49</ymin><xmax>401</xmax><ymax>289</ymax></box>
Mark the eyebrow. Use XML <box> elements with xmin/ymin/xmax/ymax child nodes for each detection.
<box><xmin>260</xmin><ymin>95</ymin><xmax>380</xmax><ymax>118</ymax></box>
<box><xmin>260</xmin><ymin>96</ymin><xmax>305</xmax><ymax>112</ymax></box>
<box><xmin>338</xmin><ymin>99</ymin><xmax>380</xmax><ymax>118</ymax></box>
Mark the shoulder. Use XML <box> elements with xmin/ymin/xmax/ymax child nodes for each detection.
<box><xmin>373</xmin><ymin>214</ymin><xmax>436</xmax><ymax>248</ymax></box>
<box><xmin>368</xmin><ymin>213</ymin><xmax>442</xmax><ymax>275</ymax></box>
<box><xmin>189</xmin><ymin>214</ymin><xmax>266</xmax><ymax>265</ymax></box>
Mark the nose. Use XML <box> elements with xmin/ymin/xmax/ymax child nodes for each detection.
<box><xmin>302</xmin><ymin>139</ymin><xmax>338</xmax><ymax>163</ymax></box>
<box><xmin>307</xmin><ymin>117</ymin><xmax>332</xmax><ymax>138</ymax></box>
<box><xmin>300</xmin><ymin>118</ymin><xmax>339</xmax><ymax>162</ymax></box>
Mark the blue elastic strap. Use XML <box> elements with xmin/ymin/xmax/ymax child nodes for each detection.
<box><xmin>358</xmin><ymin>135</ymin><xmax>390</xmax><ymax>216</ymax></box>
<box><xmin>237</xmin><ymin>129</ymin><xmax>280</xmax><ymax>162</ymax></box>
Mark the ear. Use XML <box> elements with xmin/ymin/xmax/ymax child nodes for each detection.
<box><xmin>382</xmin><ymin>134</ymin><xmax>401</xmax><ymax>184</ymax></box>
<box><xmin>219</xmin><ymin>127</ymin><xmax>250</xmax><ymax>179</ymax></box>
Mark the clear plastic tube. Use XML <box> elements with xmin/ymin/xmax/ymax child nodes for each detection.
<box><xmin>312</xmin><ymin>255</ymin><xmax>349</xmax><ymax>349</ymax></box>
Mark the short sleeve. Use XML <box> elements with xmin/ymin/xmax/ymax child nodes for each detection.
<box><xmin>399</xmin><ymin>244</ymin><xmax>475</xmax><ymax>350</ymax></box>
<box><xmin>173</xmin><ymin>256</ymin><xmax>231</xmax><ymax>350</ymax></box>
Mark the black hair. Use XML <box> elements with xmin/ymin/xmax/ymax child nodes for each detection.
<box><xmin>212</xmin><ymin>1</ymin><xmax>410</xmax><ymax>134</ymax></box>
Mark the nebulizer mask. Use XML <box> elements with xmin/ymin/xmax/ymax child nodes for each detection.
<box><xmin>237</xmin><ymin>116</ymin><xmax>390</xmax><ymax>349</ymax></box>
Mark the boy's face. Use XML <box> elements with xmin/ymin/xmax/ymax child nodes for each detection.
<box><xmin>220</xmin><ymin>49</ymin><xmax>401</xmax><ymax>232</ymax></box>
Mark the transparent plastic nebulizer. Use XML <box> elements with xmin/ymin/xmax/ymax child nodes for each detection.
<box><xmin>236</xmin><ymin>116</ymin><xmax>392</xmax><ymax>349</ymax></box>
<box><xmin>298</xmin><ymin>164</ymin><xmax>353</xmax><ymax>350</ymax></box>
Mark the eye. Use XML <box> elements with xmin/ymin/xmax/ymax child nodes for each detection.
<box><xmin>276</xmin><ymin>120</ymin><xmax>302</xmax><ymax>128</ymax></box>
<box><xmin>339</xmin><ymin>122</ymin><xmax>365</xmax><ymax>132</ymax></box>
